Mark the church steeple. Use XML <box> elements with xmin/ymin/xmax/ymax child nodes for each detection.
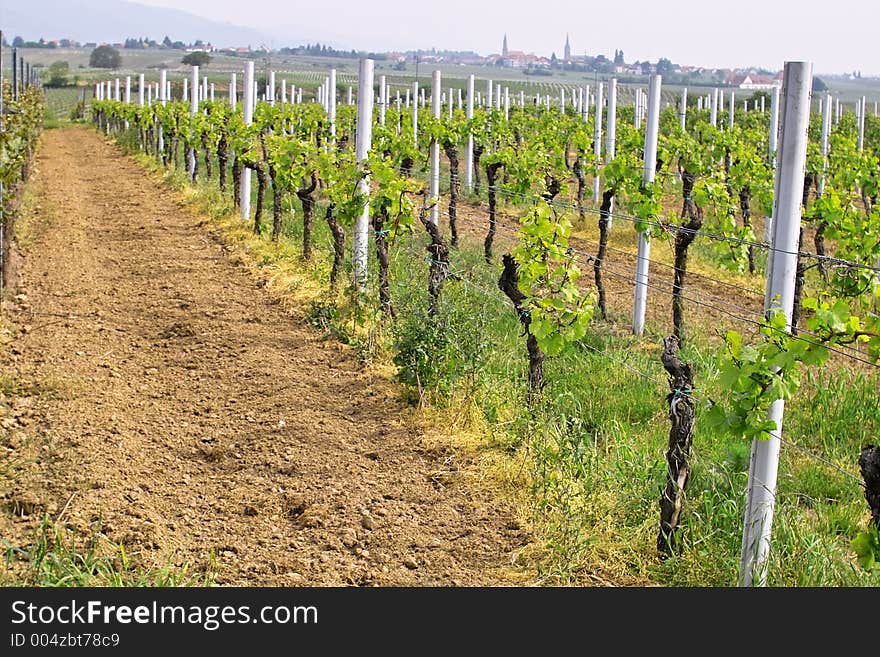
<box><xmin>502</xmin><ymin>33</ymin><xmax>508</xmax><ymax>58</ymax></box>
<box><xmin>564</xmin><ymin>33</ymin><xmax>571</xmax><ymax>61</ymax></box>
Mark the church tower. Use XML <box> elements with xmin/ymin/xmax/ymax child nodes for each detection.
<box><xmin>502</xmin><ymin>34</ymin><xmax>509</xmax><ymax>58</ymax></box>
<box><xmin>564</xmin><ymin>34</ymin><xmax>571</xmax><ymax>61</ymax></box>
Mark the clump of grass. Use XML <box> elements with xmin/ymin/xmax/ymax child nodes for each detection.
<box><xmin>2</xmin><ymin>514</ymin><xmax>215</xmax><ymax>587</ymax></box>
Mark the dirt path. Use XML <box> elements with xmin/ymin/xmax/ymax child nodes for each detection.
<box><xmin>0</xmin><ymin>126</ymin><xmax>528</xmax><ymax>586</ymax></box>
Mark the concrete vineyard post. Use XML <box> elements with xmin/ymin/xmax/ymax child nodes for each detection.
<box><xmin>741</xmin><ymin>61</ymin><xmax>813</xmax><ymax>588</ymax></box>
<box><xmin>157</xmin><ymin>70</ymin><xmax>166</xmax><ymax>154</ymax></box>
<box><xmin>592</xmin><ymin>82</ymin><xmax>604</xmax><ymax>204</ymax></box>
<box><xmin>632</xmin><ymin>74</ymin><xmax>661</xmax><ymax>336</ymax></box>
<box><xmin>858</xmin><ymin>95</ymin><xmax>866</xmax><ymax>150</ymax></box>
<box><xmin>465</xmin><ymin>74</ymin><xmax>475</xmax><ymax>192</ymax></box>
<box><xmin>819</xmin><ymin>92</ymin><xmax>832</xmax><ymax>196</ymax></box>
<box><xmin>189</xmin><ymin>66</ymin><xmax>199</xmax><ymax>178</ymax></box>
<box><xmin>281</xmin><ymin>79</ymin><xmax>286</xmax><ymax>104</ymax></box>
<box><xmin>125</xmin><ymin>76</ymin><xmax>131</xmax><ymax>104</ymax></box>
<box><xmin>430</xmin><ymin>70</ymin><xmax>441</xmax><ymax>225</ymax></box>
<box><xmin>353</xmin><ymin>59</ymin><xmax>375</xmax><ymax>292</ymax></box>
<box><xmin>504</xmin><ymin>87</ymin><xmax>509</xmax><ymax>121</ymax></box>
<box><xmin>729</xmin><ymin>91</ymin><xmax>735</xmax><ymax>128</ymax></box>
<box><xmin>605</xmin><ymin>79</ymin><xmax>618</xmax><ymax>228</ymax></box>
<box><xmin>268</xmin><ymin>71</ymin><xmax>275</xmax><ymax>106</ymax></box>
<box><xmin>710</xmin><ymin>88</ymin><xmax>718</xmax><ymax>126</ymax></box>
<box><xmin>230</xmin><ymin>73</ymin><xmax>237</xmax><ymax>110</ymax></box>
<box><xmin>487</xmin><ymin>79</ymin><xmax>493</xmax><ymax>110</ymax></box>
<box><xmin>379</xmin><ymin>74</ymin><xmax>386</xmax><ymax>126</ymax></box>
<box><xmin>240</xmin><ymin>61</ymin><xmax>254</xmax><ymax>221</ymax></box>
<box><xmin>582</xmin><ymin>85</ymin><xmax>590</xmax><ymax>122</ymax></box>
<box><xmin>329</xmin><ymin>69</ymin><xmax>337</xmax><ymax>140</ymax></box>
<box><xmin>412</xmin><ymin>81</ymin><xmax>419</xmax><ymax>146</ymax></box>
<box><xmin>765</xmin><ymin>84</ymin><xmax>781</xmax><ymax>242</ymax></box>
<box><xmin>138</xmin><ymin>74</ymin><xmax>145</xmax><ymax>107</ymax></box>
<box><xmin>348</xmin><ymin>86</ymin><xmax>353</xmax><ymax>106</ymax></box>
<box><xmin>680</xmin><ymin>88</ymin><xmax>687</xmax><ymax>131</ymax></box>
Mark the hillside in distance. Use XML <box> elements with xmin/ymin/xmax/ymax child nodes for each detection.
<box><xmin>1</xmin><ymin>0</ymin><xmax>285</xmax><ymax>49</ymax></box>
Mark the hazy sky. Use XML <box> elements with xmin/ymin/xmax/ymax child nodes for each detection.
<box><xmin>132</xmin><ymin>0</ymin><xmax>877</xmax><ymax>75</ymax></box>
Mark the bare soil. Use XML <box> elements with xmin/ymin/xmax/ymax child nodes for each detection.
<box><xmin>0</xmin><ymin>126</ymin><xmax>529</xmax><ymax>586</ymax></box>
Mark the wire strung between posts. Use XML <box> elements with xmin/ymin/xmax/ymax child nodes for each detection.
<box><xmin>459</xmin><ymin>205</ymin><xmax>771</xmax><ymax>319</ymax></box>
<box><xmin>453</xmin><ymin>196</ymin><xmax>769</xmax><ymax>300</ymax></box>
<box><xmin>402</xmin><ymin>165</ymin><xmax>880</xmax><ymax>274</ymax></box>
<box><xmin>396</xmin><ymin>233</ymin><xmax>868</xmax><ymax>488</ymax></box>
<box><xmin>423</xmin><ymin>196</ymin><xmax>880</xmax><ymax>368</ymax></box>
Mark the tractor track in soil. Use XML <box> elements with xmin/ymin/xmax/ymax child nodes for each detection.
<box><xmin>0</xmin><ymin>125</ymin><xmax>529</xmax><ymax>587</ymax></box>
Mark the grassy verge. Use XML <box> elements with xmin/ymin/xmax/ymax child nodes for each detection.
<box><xmin>112</xmin><ymin>125</ymin><xmax>879</xmax><ymax>587</ymax></box>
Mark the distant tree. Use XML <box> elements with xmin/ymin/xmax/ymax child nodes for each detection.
<box><xmin>162</xmin><ymin>35</ymin><xmax>173</xmax><ymax>49</ymax></box>
<box><xmin>812</xmin><ymin>76</ymin><xmax>828</xmax><ymax>92</ymax></box>
<box><xmin>656</xmin><ymin>57</ymin><xmax>674</xmax><ymax>75</ymax></box>
<box><xmin>12</xmin><ymin>36</ymin><xmax>24</xmax><ymax>48</ymax></box>
<box><xmin>89</xmin><ymin>45</ymin><xmax>121</xmax><ymax>69</ymax></box>
<box><xmin>614</xmin><ymin>49</ymin><xmax>624</xmax><ymax>64</ymax></box>
<box><xmin>550</xmin><ymin>52</ymin><xmax>557</xmax><ymax>68</ymax></box>
<box><xmin>43</xmin><ymin>60</ymin><xmax>71</xmax><ymax>87</ymax></box>
<box><xmin>182</xmin><ymin>51</ymin><xmax>212</xmax><ymax>67</ymax></box>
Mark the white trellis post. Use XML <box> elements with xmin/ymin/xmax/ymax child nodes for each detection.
<box><xmin>605</xmin><ymin>79</ymin><xmax>618</xmax><ymax>228</ymax></box>
<box><xmin>680</xmin><ymin>88</ymin><xmax>687</xmax><ymax>131</ymax></box>
<box><xmin>729</xmin><ymin>91</ymin><xmax>735</xmax><ymax>128</ymax></box>
<box><xmin>412</xmin><ymin>81</ymin><xmax>419</xmax><ymax>146</ymax></box>
<box><xmin>741</xmin><ymin>61</ymin><xmax>813</xmax><ymax>588</ymax></box>
<box><xmin>353</xmin><ymin>59</ymin><xmax>374</xmax><ymax>292</ymax></box>
<box><xmin>430</xmin><ymin>70</ymin><xmax>441</xmax><ymax>225</ymax></box>
<box><xmin>240</xmin><ymin>61</ymin><xmax>254</xmax><ymax>221</ymax></box>
<box><xmin>465</xmin><ymin>74</ymin><xmax>475</xmax><ymax>192</ymax></box>
<box><xmin>591</xmin><ymin>82</ymin><xmax>604</xmax><ymax>203</ymax></box>
<box><xmin>710</xmin><ymin>87</ymin><xmax>718</xmax><ymax>126</ymax></box>
<box><xmin>138</xmin><ymin>73</ymin><xmax>145</xmax><ymax>106</ymax></box>
<box><xmin>818</xmin><ymin>92</ymin><xmax>832</xmax><ymax>196</ymax></box>
<box><xmin>379</xmin><ymin>74</ymin><xmax>386</xmax><ymax>126</ymax></box>
<box><xmin>156</xmin><ymin>70</ymin><xmax>166</xmax><ymax>155</ymax></box>
<box><xmin>632</xmin><ymin>74</ymin><xmax>662</xmax><ymax>336</ymax></box>
<box><xmin>765</xmin><ymin>84</ymin><xmax>781</xmax><ymax>242</ymax></box>
<box><xmin>188</xmin><ymin>65</ymin><xmax>199</xmax><ymax>178</ymax></box>
<box><xmin>230</xmin><ymin>72</ymin><xmax>237</xmax><ymax>109</ymax></box>
<box><xmin>858</xmin><ymin>95</ymin><xmax>866</xmax><ymax>151</ymax></box>
<box><xmin>328</xmin><ymin>69</ymin><xmax>337</xmax><ymax>140</ymax></box>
